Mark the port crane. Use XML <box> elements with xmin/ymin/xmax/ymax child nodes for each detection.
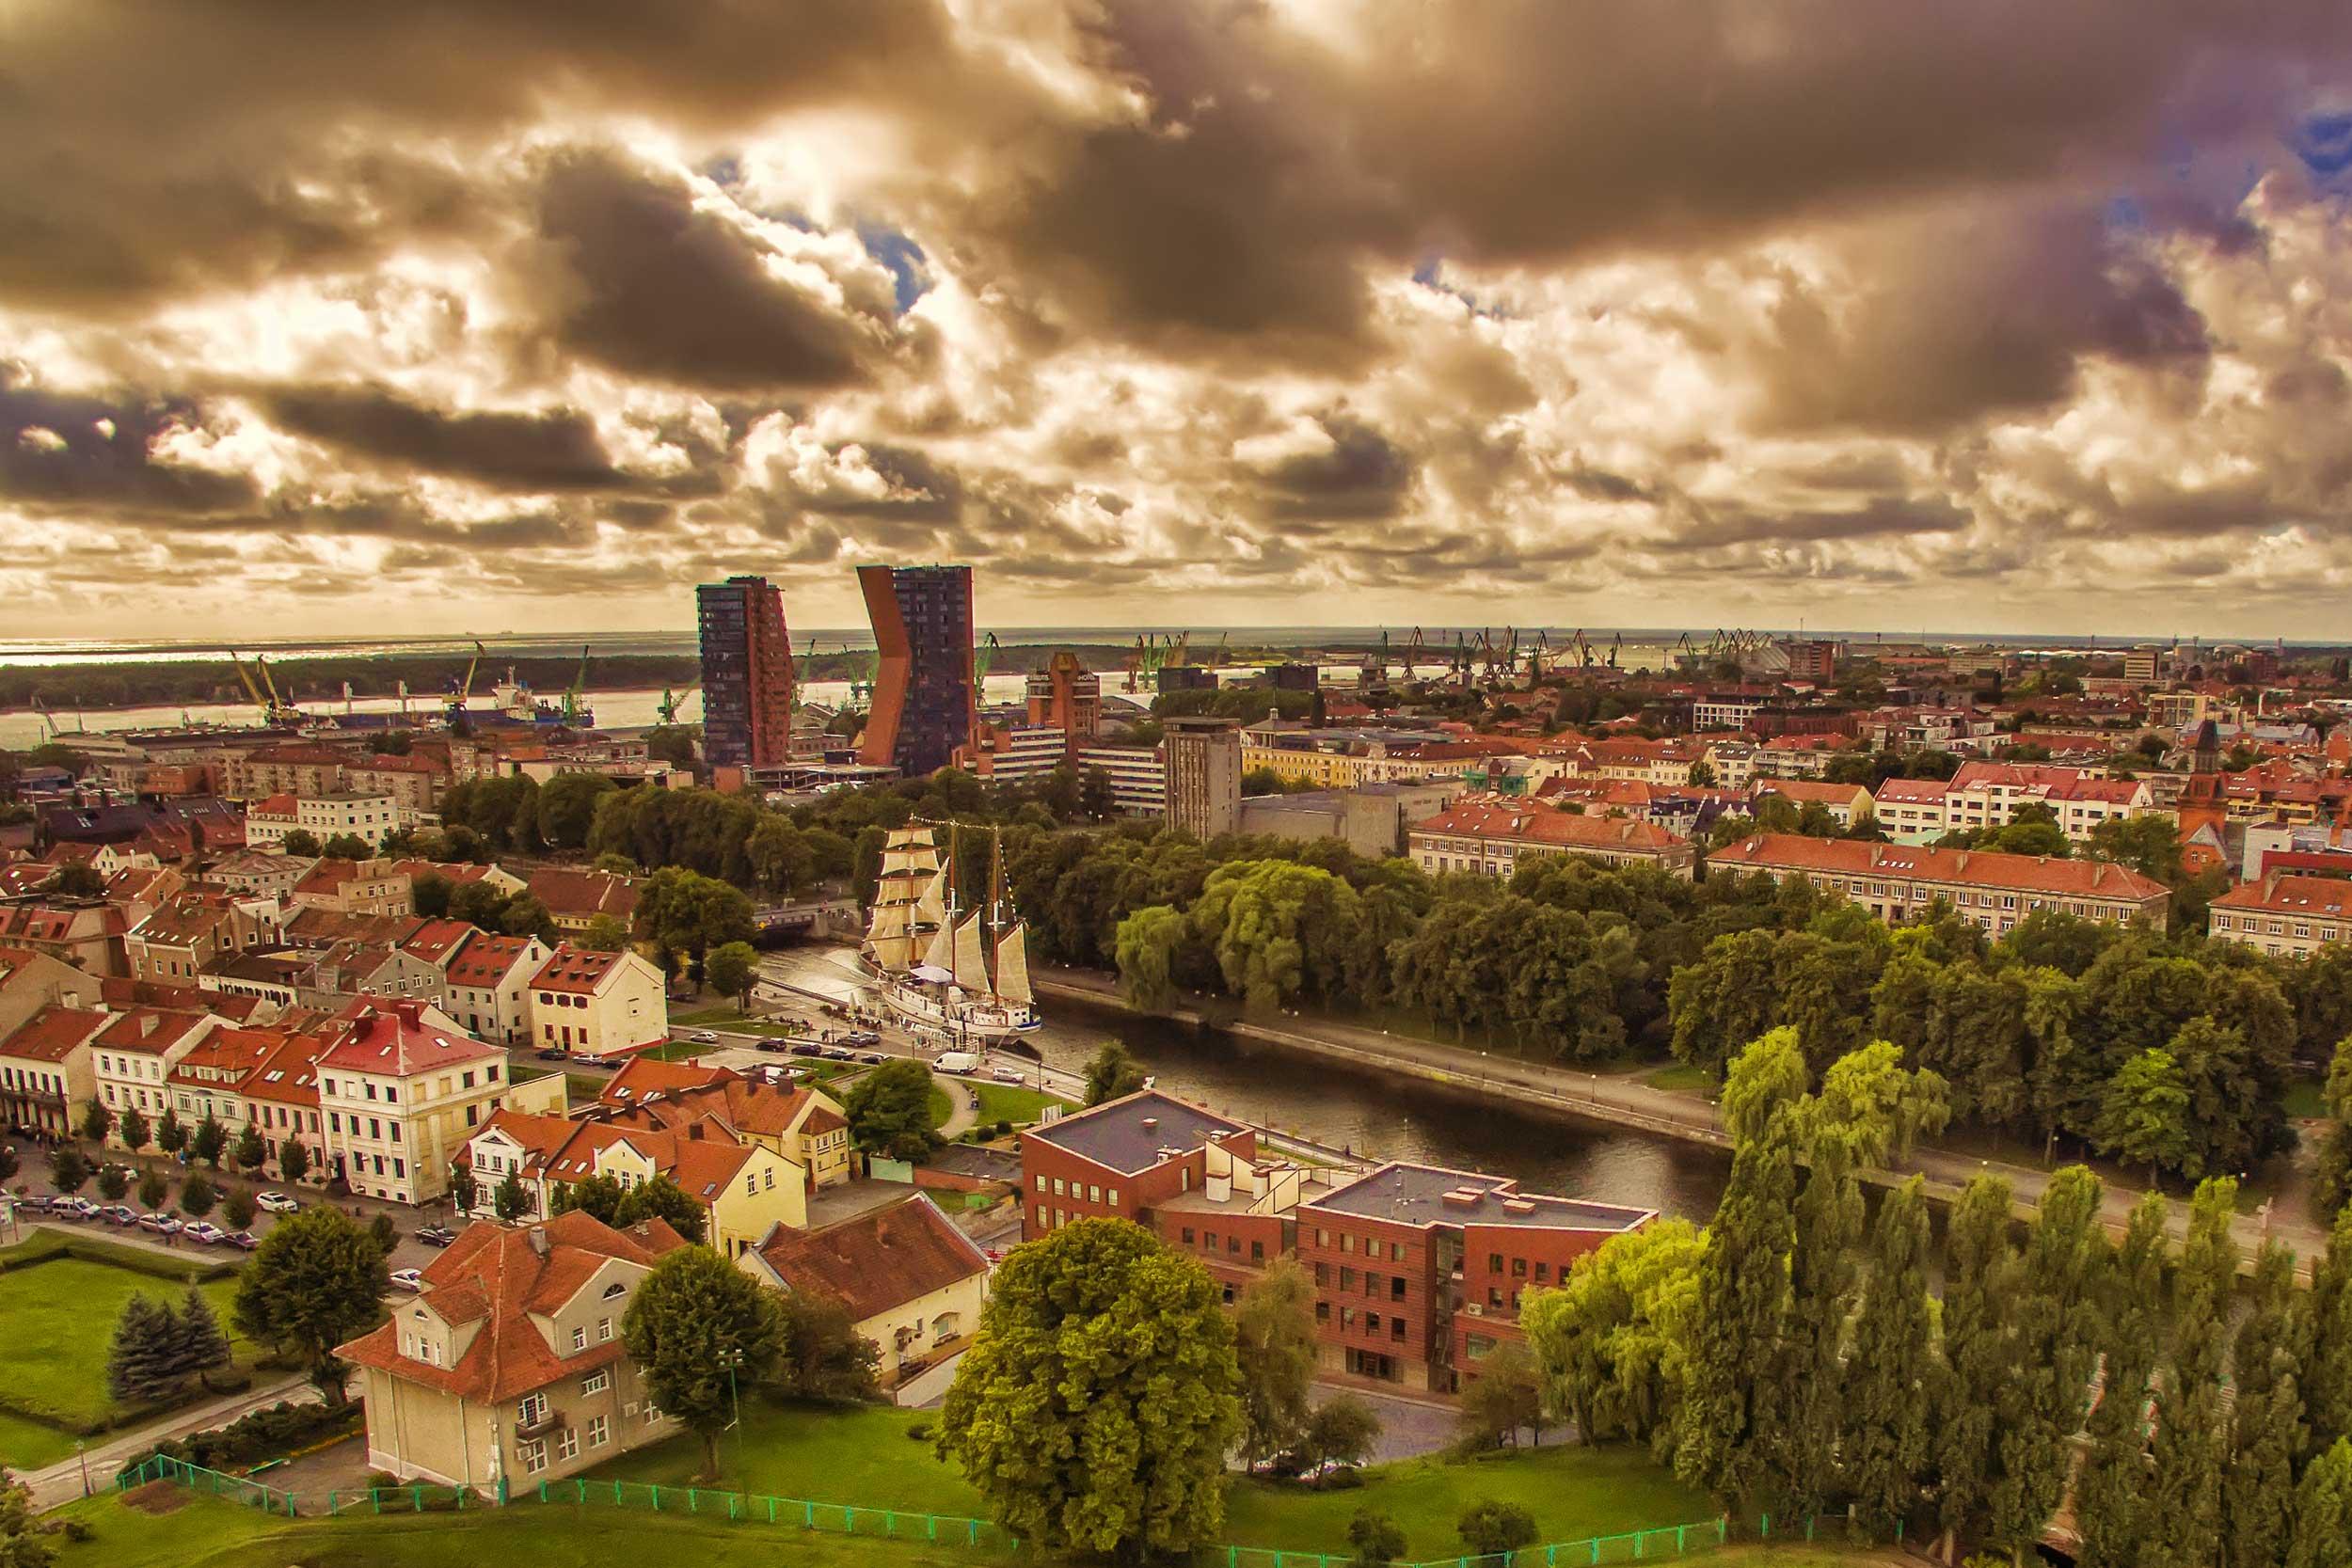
<box><xmin>226</xmin><ymin>649</ymin><xmax>302</xmax><ymax>725</ymax></box>
<box><xmin>976</xmin><ymin>631</ymin><xmax>1002</xmax><ymax>679</ymax></box>
<box><xmin>446</xmin><ymin>641</ymin><xmax>485</xmax><ymax>722</ymax></box>
<box><xmin>561</xmin><ymin>643</ymin><xmax>591</xmax><ymax>724</ymax></box>
<box><xmin>655</xmin><ymin>684</ymin><xmax>698</xmax><ymax>725</ymax></box>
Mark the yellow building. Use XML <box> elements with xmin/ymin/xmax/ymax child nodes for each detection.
<box><xmin>739</xmin><ymin>1195</ymin><xmax>991</xmax><ymax>1393</ymax></box>
<box><xmin>594</xmin><ymin>1057</ymin><xmax>853</xmax><ymax>1191</ymax></box>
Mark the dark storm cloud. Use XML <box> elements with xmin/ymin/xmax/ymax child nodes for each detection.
<box><xmin>0</xmin><ymin>372</ymin><xmax>258</xmax><ymax>516</ymax></box>
<box><xmin>531</xmin><ymin>149</ymin><xmax>881</xmax><ymax>391</ymax></box>
<box><xmin>1655</xmin><ymin>496</ymin><xmax>1971</xmax><ymax>553</ymax></box>
<box><xmin>257</xmin><ymin>385</ymin><xmax>627</xmax><ymax>490</ymax></box>
<box><xmin>1248</xmin><ymin>418</ymin><xmax>1418</xmax><ymax>521</ymax></box>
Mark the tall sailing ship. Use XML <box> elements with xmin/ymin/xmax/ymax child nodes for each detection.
<box><xmin>860</xmin><ymin>824</ymin><xmax>1041</xmax><ymax>1042</ymax></box>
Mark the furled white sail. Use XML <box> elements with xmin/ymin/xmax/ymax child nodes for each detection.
<box><xmin>914</xmin><ymin>866</ymin><xmax>948</xmax><ymax>925</ymax></box>
<box><xmin>951</xmin><ymin>913</ymin><xmax>989</xmax><ymax>992</ymax></box>
<box><xmin>880</xmin><ymin>847</ymin><xmax>937</xmax><ymax>878</ymax></box>
<box><xmin>993</xmin><ymin>923</ymin><xmax>1032</xmax><ymax>1006</ymax></box>
<box><xmin>868</xmin><ymin>904</ymin><xmax>913</xmax><ymax>941</ymax></box>
<box><xmin>869</xmin><ymin>933</ymin><xmax>916</xmax><ymax>971</ymax></box>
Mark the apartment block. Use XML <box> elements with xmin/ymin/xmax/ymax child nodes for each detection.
<box><xmin>1706</xmin><ymin>833</ymin><xmax>2169</xmax><ymax>934</ymax></box>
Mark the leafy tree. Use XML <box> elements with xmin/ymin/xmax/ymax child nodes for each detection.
<box><xmin>1347</xmin><ymin>1509</ymin><xmax>1408</xmax><ymax>1567</ymax></box>
<box><xmin>1522</xmin><ymin>1219</ymin><xmax>1701</xmax><ymax>1459</ymax></box>
<box><xmin>448</xmin><ymin>878</ymin><xmax>510</xmax><ymax>930</ymax></box>
<box><xmin>1232</xmin><ymin>1259</ymin><xmax>1319</xmax><ymax>1470</ymax></box>
<box><xmin>179</xmin><ymin>1170</ymin><xmax>216</xmax><ymax>1218</ymax></box>
<box><xmin>448</xmin><ymin>1161</ymin><xmax>479</xmax><ymax>1214</ymax></box>
<box><xmin>623</xmin><ymin>1244</ymin><xmax>786</xmax><ymax>1481</ymax></box>
<box><xmin>411</xmin><ymin>871</ymin><xmax>453</xmax><ymax>918</ymax></box>
<box><xmin>369</xmin><ymin>1212</ymin><xmax>398</xmax><ymax>1258</ymax></box>
<box><xmin>2223</xmin><ymin>1242</ymin><xmax>2306</xmax><ymax>1568</ymax></box>
<box><xmin>1457</xmin><ymin>1499</ymin><xmax>1537</xmax><ymax>1557</ymax></box>
<box><xmin>1187</xmin><ymin>860</ymin><xmax>1365</xmax><ymax>1011</ymax></box>
<box><xmin>137</xmin><ymin>1168</ymin><xmax>167</xmax><ymax>1212</ymax></box>
<box><xmin>2075</xmin><ymin>1193</ymin><xmax>2168</xmax><ymax>1568</ymax></box>
<box><xmin>118</xmin><ymin>1105</ymin><xmax>150</xmax><ymax>1152</ymax></box>
<box><xmin>771</xmin><ymin>1291</ymin><xmax>882</xmax><ymax>1402</ymax></box>
<box><xmin>49</xmin><ymin>1147</ymin><xmax>87</xmax><ymax>1196</ymax></box>
<box><xmin>613</xmin><ymin>1174</ymin><xmax>706</xmax><ymax>1243</ymax></box>
<box><xmin>1299</xmin><ymin>1393</ymin><xmax>1382</xmax><ymax>1479</ymax></box>
<box><xmin>499</xmin><ymin>893</ymin><xmax>557</xmax><ymax>943</ymax></box>
<box><xmin>557</xmin><ymin>1172</ymin><xmax>626</xmax><ymax>1225</ymax></box>
<box><xmin>97</xmin><ymin>1165</ymin><xmax>128</xmax><ymax>1202</ymax></box>
<box><xmin>222</xmin><ymin>1188</ymin><xmax>257</xmax><ymax>1230</ymax></box>
<box><xmin>843</xmin><ymin>1058</ymin><xmax>943</xmax><ymax>1163</ymax></box>
<box><xmin>2086</xmin><ymin>814</ymin><xmax>2185</xmax><ymax>886</ymax></box>
<box><xmin>705</xmin><ymin>941</ymin><xmax>759</xmax><ymax>1008</ymax></box>
<box><xmin>232</xmin><ymin>1206</ymin><xmax>389</xmax><ymax>1403</ymax></box>
<box><xmin>935</xmin><ymin>1220</ymin><xmax>1241</xmax><ymax>1558</ymax></box>
<box><xmin>1083</xmin><ymin>1039</ymin><xmax>1148</xmax><ymax>1107</ymax></box>
<box><xmin>189</xmin><ymin>1111</ymin><xmax>227</xmax><ymax>1167</ymax></box>
<box><xmin>2289</xmin><ymin>1439</ymin><xmax>2352</xmax><ymax>1568</ymax></box>
<box><xmin>105</xmin><ymin>1294</ymin><xmax>177</xmax><ymax>1404</ymax></box>
<box><xmin>1115</xmin><ymin>905</ymin><xmax>1188</xmax><ymax>1012</ymax></box>
<box><xmin>278</xmin><ymin>1136</ymin><xmax>310</xmax><ymax>1183</ymax></box>
<box><xmin>1461</xmin><ymin>1340</ymin><xmax>1544</xmax><ymax>1449</ymax></box>
<box><xmin>493</xmin><ymin>1170</ymin><xmax>533</xmax><ymax>1223</ymax></box>
<box><xmin>746</xmin><ymin>814</ymin><xmax>815</xmax><ymax>895</ymax></box>
<box><xmin>2098</xmin><ymin>1047</ymin><xmax>2193</xmax><ymax>1183</ymax></box>
<box><xmin>1078</xmin><ymin>766</ymin><xmax>1118</xmax><ymax>823</ymax></box>
<box><xmin>79</xmin><ymin>1096</ymin><xmax>112</xmax><ymax>1143</ymax></box>
<box><xmin>580</xmin><ymin>913</ymin><xmax>631</xmax><ymax>953</ymax></box>
<box><xmin>1667</xmin><ymin>930</ymin><xmax>1784</xmax><ymax>1079</ymax></box>
<box><xmin>1840</xmin><ymin>1176</ymin><xmax>1935</xmax><ymax>1541</ymax></box>
<box><xmin>319</xmin><ymin>832</ymin><xmax>371</xmax><ymax>860</ymax></box>
<box><xmin>538</xmin><ymin>771</ymin><xmax>619</xmax><ymax>851</ymax></box>
<box><xmin>44</xmin><ymin>862</ymin><xmax>106</xmax><ymax>898</ymax></box>
<box><xmin>2315</xmin><ymin>1037</ymin><xmax>2352</xmax><ymax>1222</ymax></box>
<box><xmin>279</xmin><ymin>830</ymin><xmax>321</xmax><ymax>857</ymax></box>
<box><xmin>2144</xmin><ymin>1179</ymin><xmax>2240</xmax><ymax>1568</ymax></box>
<box><xmin>634</xmin><ymin>866</ymin><xmax>755</xmax><ymax>974</ymax></box>
<box><xmin>234</xmin><ymin>1122</ymin><xmax>269</xmax><ymax>1175</ymax></box>
<box><xmin>1676</xmin><ymin>1108</ymin><xmax>1799</xmax><ymax>1508</ymax></box>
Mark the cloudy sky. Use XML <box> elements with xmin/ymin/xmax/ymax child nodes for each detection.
<box><xmin>4</xmin><ymin>1</ymin><xmax>2350</xmax><ymax>642</ymax></box>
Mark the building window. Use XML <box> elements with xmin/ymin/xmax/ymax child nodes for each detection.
<box><xmin>517</xmin><ymin>1393</ymin><xmax>548</xmax><ymax>1427</ymax></box>
<box><xmin>588</xmin><ymin>1415</ymin><xmax>609</xmax><ymax>1448</ymax></box>
<box><xmin>518</xmin><ymin>1438</ymin><xmax>548</xmax><ymax>1475</ymax></box>
<box><xmin>571</xmin><ymin>1326</ymin><xmax>586</xmax><ymax>1351</ymax></box>
<box><xmin>581</xmin><ymin>1370</ymin><xmax>611</xmax><ymax>1396</ymax></box>
<box><xmin>558</xmin><ymin>1427</ymin><xmax>580</xmax><ymax>1463</ymax></box>
<box><xmin>1315</xmin><ymin>1301</ymin><xmax>1330</xmax><ymax>1323</ymax></box>
<box><xmin>1106</xmin><ymin>1188</ymin><xmax>1119</xmax><ymax>1206</ymax></box>
<box><xmin>1182</xmin><ymin>1227</ymin><xmax>1196</xmax><ymax>1245</ymax></box>
<box><xmin>598</xmin><ymin>1317</ymin><xmax>613</xmax><ymax>1341</ymax></box>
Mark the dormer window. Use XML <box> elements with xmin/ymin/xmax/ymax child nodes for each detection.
<box><xmin>601</xmin><ymin>1282</ymin><xmax>627</xmax><ymax>1300</ymax></box>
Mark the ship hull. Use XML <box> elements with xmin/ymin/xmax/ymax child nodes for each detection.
<box><xmin>859</xmin><ymin>959</ymin><xmax>1041</xmax><ymax>1043</ymax></box>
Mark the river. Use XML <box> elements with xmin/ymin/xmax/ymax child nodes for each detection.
<box><xmin>764</xmin><ymin>945</ymin><xmax>1732</xmax><ymax>1224</ymax></box>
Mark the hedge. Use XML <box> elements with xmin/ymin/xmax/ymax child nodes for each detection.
<box><xmin>0</xmin><ymin>1227</ymin><xmax>240</xmax><ymax>1285</ymax></box>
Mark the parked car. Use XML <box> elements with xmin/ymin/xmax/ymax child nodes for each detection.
<box><xmin>843</xmin><ymin>1030</ymin><xmax>882</xmax><ymax>1047</ymax></box>
<box><xmin>991</xmin><ymin>1068</ymin><xmax>1027</xmax><ymax>1084</ymax></box>
<box><xmin>788</xmin><ymin>1042</ymin><xmax>824</xmax><ymax>1057</ymax></box>
<box><xmin>822</xmin><ymin>1047</ymin><xmax>856</xmax><ymax>1061</ymax></box>
<box><xmin>857</xmin><ymin>1052</ymin><xmax>885</xmax><ymax>1065</ymax></box>
<box><xmin>96</xmin><ymin>1204</ymin><xmax>137</xmax><ymax>1227</ymax></box>
<box><xmin>535</xmin><ymin>1047</ymin><xmax>571</xmax><ymax>1062</ymax></box>
<box><xmin>224</xmin><ymin>1230</ymin><xmax>260</xmax><ymax>1251</ymax></box>
<box><xmin>389</xmin><ymin>1268</ymin><xmax>425</xmax><ymax>1292</ymax></box>
<box><xmin>136</xmin><ymin>1212</ymin><xmax>183</xmax><ymax>1235</ymax></box>
<box><xmin>687</xmin><ymin>1030</ymin><xmax>720</xmax><ymax>1044</ymax></box>
<box><xmin>415</xmin><ymin>1225</ymin><xmax>457</xmax><ymax>1248</ymax></box>
<box><xmin>754</xmin><ymin>1038</ymin><xmax>787</xmax><ymax>1053</ymax></box>
<box><xmin>16</xmin><ymin>1195</ymin><xmax>52</xmax><ymax>1214</ymax></box>
<box><xmin>568</xmin><ymin>1051</ymin><xmax>606</xmax><ymax>1067</ymax></box>
<box><xmin>61</xmin><ymin>1196</ymin><xmax>100</xmax><ymax>1220</ymax></box>
<box><xmin>255</xmin><ymin>1191</ymin><xmax>301</xmax><ymax>1213</ymax></box>
<box><xmin>183</xmin><ymin>1222</ymin><xmax>228</xmax><ymax>1245</ymax></box>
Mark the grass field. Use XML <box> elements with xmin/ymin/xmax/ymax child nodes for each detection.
<box><xmin>1224</xmin><ymin>1443</ymin><xmax>1712</xmax><ymax>1556</ymax></box>
<box><xmin>582</xmin><ymin>1399</ymin><xmax>986</xmax><ymax>1516</ymax></box>
<box><xmin>1643</xmin><ymin>1064</ymin><xmax>1715</xmax><ymax>1096</ymax></box>
<box><xmin>967</xmin><ymin>1083</ymin><xmax>1073</xmax><ymax>1126</ymax></box>
<box><xmin>2286</xmin><ymin>1076</ymin><xmax>2329</xmax><ymax>1120</ymax></box>
<box><xmin>0</xmin><ymin>1257</ymin><xmax>250</xmax><ymax>1469</ymax></box>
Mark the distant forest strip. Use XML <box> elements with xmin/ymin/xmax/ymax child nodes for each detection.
<box><xmin>0</xmin><ymin>642</ymin><xmax>1166</xmax><ymax>711</ymax></box>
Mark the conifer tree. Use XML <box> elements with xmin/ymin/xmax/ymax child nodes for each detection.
<box><xmin>2074</xmin><ymin>1193</ymin><xmax>2168</xmax><ymax>1568</ymax></box>
<box><xmin>1674</xmin><ymin>1114</ymin><xmax>1799</xmax><ymax>1509</ymax></box>
<box><xmin>166</xmin><ymin>1288</ymin><xmax>232</xmax><ymax>1387</ymax></box>
<box><xmin>2224</xmin><ymin>1241</ymin><xmax>2307</xmax><ymax>1568</ymax></box>
<box><xmin>2145</xmin><ymin>1178</ymin><xmax>2239</xmax><ymax>1568</ymax></box>
<box><xmin>1988</xmin><ymin>1166</ymin><xmax>2109</xmax><ymax>1559</ymax></box>
<box><xmin>2311</xmin><ymin>1208</ymin><xmax>2352</xmax><ymax>1464</ymax></box>
<box><xmin>2288</xmin><ymin>1438</ymin><xmax>2352</xmax><ymax>1568</ymax></box>
<box><xmin>1934</xmin><ymin>1174</ymin><xmax>2018</xmax><ymax>1551</ymax></box>
<box><xmin>1840</xmin><ymin>1175</ymin><xmax>1935</xmax><ymax>1541</ymax></box>
<box><xmin>104</xmin><ymin>1294</ymin><xmax>175</xmax><ymax>1404</ymax></box>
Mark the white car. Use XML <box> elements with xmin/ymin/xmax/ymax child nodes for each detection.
<box><xmin>687</xmin><ymin>1030</ymin><xmax>720</xmax><ymax>1044</ymax></box>
<box><xmin>183</xmin><ymin>1222</ymin><xmax>228</xmax><ymax>1245</ymax></box>
<box><xmin>254</xmin><ymin>1191</ymin><xmax>301</xmax><ymax>1213</ymax></box>
<box><xmin>389</xmin><ymin>1268</ymin><xmax>425</xmax><ymax>1292</ymax></box>
<box><xmin>991</xmin><ymin>1068</ymin><xmax>1027</xmax><ymax>1084</ymax></box>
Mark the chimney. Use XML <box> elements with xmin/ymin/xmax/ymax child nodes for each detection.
<box><xmin>391</xmin><ymin>999</ymin><xmax>421</xmax><ymax>1024</ymax></box>
<box><xmin>527</xmin><ymin>1227</ymin><xmax>549</xmax><ymax>1256</ymax></box>
<box><xmin>1140</xmin><ymin>1117</ymin><xmax>1158</xmax><ymax>1130</ymax></box>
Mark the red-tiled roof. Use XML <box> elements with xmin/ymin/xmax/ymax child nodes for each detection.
<box><xmin>335</xmin><ymin>1211</ymin><xmax>688</xmax><ymax>1402</ymax></box>
<box><xmin>1707</xmin><ymin>833</ymin><xmax>2169</xmax><ymax>901</ymax></box>
<box><xmin>314</xmin><ymin>998</ymin><xmax>501</xmax><ymax>1074</ymax></box>
<box><xmin>95</xmin><ymin>1006</ymin><xmax>213</xmax><ymax>1056</ymax></box>
<box><xmin>445</xmin><ymin>932</ymin><xmax>539</xmax><ymax>988</ymax></box>
<box><xmin>1755</xmin><ymin>779</ymin><xmax>1871</xmax><ymax>805</ymax></box>
<box><xmin>2213</xmin><ymin>876</ymin><xmax>2352</xmax><ymax>919</ymax></box>
<box><xmin>751</xmin><ymin>1196</ymin><xmax>986</xmax><ymax>1323</ymax></box>
<box><xmin>0</xmin><ymin>1006</ymin><xmax>109</xmax><ymax>1063</ymax></box>
<box><xmin>525</xmin><ymin>868</ymin><xmax>638</xmax><ymax>921</ymax></box>
<box><xmin>250</xmin><ymin>794</ymin><xmax>299</xmax><ymax>819</ymax></box>
<box><xmin>1409</xmin><ymin>796</ymin><xmax>1689</xmax><ymax>853</ymax></box>
<box><xmin>531</xmin><ymin>943</ymin><xmax>628</xmax><ymax>995</ymax></box>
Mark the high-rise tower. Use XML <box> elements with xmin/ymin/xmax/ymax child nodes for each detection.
<box><xmin>855</xmin><ymin>564</ymin><xmax>977</xmax><ymax>777</ymax></box>
<box><xmin>695</xmin><ymin>576</ymin><xmax>795</xmax><ymax>769</ymax></box>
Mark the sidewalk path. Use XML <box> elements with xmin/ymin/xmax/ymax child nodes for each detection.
<box><xmin>16</xmin><ymin>1370</ymin><xmax>321</xmax><ymax>1513</ymax></box>
<box><xmin>1040</xmin><ymin>966</ymin><xmax>2330</xmax><ymax>1273</ymax></box>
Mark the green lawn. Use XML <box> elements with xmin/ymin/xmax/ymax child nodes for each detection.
<box><xmin>968</xmin><ymin>1083</ymin><xmax>1073</xmax><ymax>1126</ymax></box>
<box><xmin>581</xmin><ymin>1399</ymin><xmax>986</xmax><ymax>1516</ymax></box>
<box><xmin>1224</xmin><ymin>1443</ymin><xmax>1713</xmax><ymax>1557</ymax></box>
<box><xmin>2285</xmin><ymin>1077</ymin><xmax>2329</xmax><ymax>1120</ymax></box>
<box><xmin>1643</xmin><ymin>1064</ymin><xmax>1715</xmax><ymax>1096</ymax></box>
<box><xmin>0</xmin><ymin>1256</ymin><xmax>250</xmax><ymax>1467</ymax></box>
<box><xmin>927</xmin><ymin>1085</ymin><xmax>955</xmax><ymax>1129</ymax></box>
<box><xmin>0</xmin><ymin>1405</ymin><xmax>75</xmax><ymax>1470</ymax></box>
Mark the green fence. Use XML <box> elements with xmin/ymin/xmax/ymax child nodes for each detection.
<box><xmin>116</xmin><ymin>1454</ymin><xmax>299</xmax><ymax>1516</ymax></box>
<box><xmin>1222</xmin><ymin>1513</ymin><xmax>1844</xmax><ymax>1568</ymax></box>
<box><xmin>521</xmin><ymin>1475</ymin><xmax>1006</xmax><ymax>1546</ymax></box>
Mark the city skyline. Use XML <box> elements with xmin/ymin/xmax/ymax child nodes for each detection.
<box><xmin>4</xmin><ymin>4</ymin><xmax>2351</xmax><ymax>641</ymax></box>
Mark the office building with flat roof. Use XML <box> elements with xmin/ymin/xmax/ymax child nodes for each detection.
<box><xmin>1164</xmin><ymin>717</ymin><xmax>1241</xmax><ymax>838</ymax></box>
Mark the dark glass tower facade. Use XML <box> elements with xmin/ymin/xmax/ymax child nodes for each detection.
<box><xmin>856</xmin><ymin>563</ymin><xmax>976</xmax><ymax>777</ymax></box>
<box><xmin>695</xmin><ymin>576</ymin><xmax>795</xmax><ymax>769</ymax></box>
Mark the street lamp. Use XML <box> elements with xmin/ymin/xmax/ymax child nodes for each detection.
<box><xmin>722</xmin><ymin>1347</ymin><xmax>745</xmax><ymax>1477</ymax></box>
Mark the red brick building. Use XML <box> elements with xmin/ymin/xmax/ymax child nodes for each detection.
<box><xmin>1019</xmin><ymin>1093</ymin><xmax>1654</xmax><ymax>1396</ymax></box>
